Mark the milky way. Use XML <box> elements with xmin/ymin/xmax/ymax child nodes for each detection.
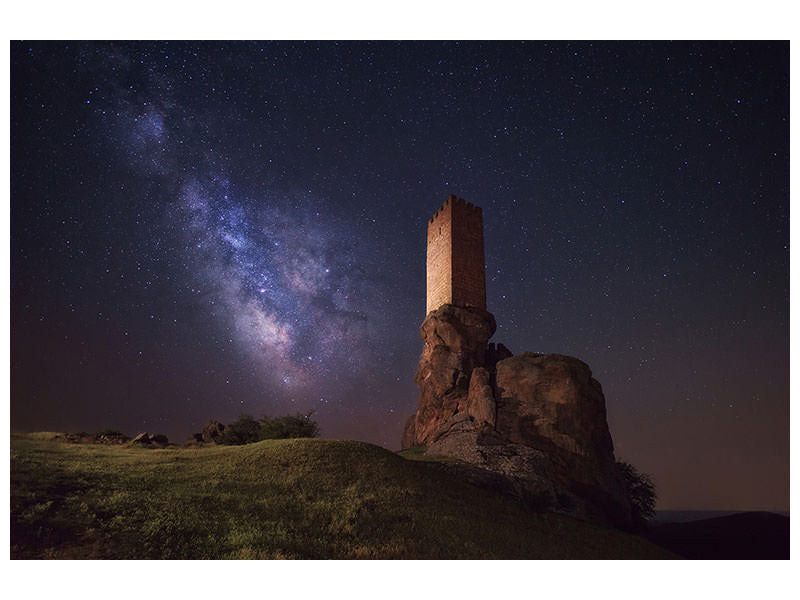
<box><xmin>93</xmin><ymin>55</ymin><xmax>396</xmax><ymax>400</ymax></box>
<box><xmin>172</xmin><ymin>175</ymin><xmax>382</xmax><ymax>389</ymax></box>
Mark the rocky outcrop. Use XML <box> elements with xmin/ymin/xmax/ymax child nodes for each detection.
<box><xmin>495</xmin><ymin>353</ymin><xmax>620</xmax><ymax>481</ymax></box>
<box><xmin>402</xmin><ymin>304</ymin><xmax>632</xmax><ymax>528</ymax></box>
<box><xmin>403</xmin><ymin>304</ymin><xmax>502</xmax><ymax>448</ymax></box>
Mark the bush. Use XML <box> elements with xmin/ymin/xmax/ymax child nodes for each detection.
<box><xmin>260</xmin><ymin>411</ymin><xmax>320</xmax><ymax>440</ymax></box>
<box><xmin>201</xmin><ymin>420</ymin><xmax>225</xmax><ymax>443</ymax></box>
<box><xmin>617</xmin><ymin>460</ymin><xmax>657</xmax><ymax>529</ymax></box>
<box><xmin>94</xmin><ymin>430</ymin><xmax>131</xmax><ymax>444</ymax></box>
<box><xmin>217</xmin><ymin>411</ymin><xmax>320</xmax><ymax>445</ymax></box>
<box><xmin>218</xmin><ymin>415</ymin><xmax>262</xmax><ymax>445</ymax></box>
<box><xmin>95</xmin><ymin>429</ymin><xmax>127</xmax><ymax>438</ymax></box>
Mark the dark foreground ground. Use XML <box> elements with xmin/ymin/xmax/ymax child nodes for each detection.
<box><xmin>646</xmin><ymin>511</ymin><xmax>789</xmax><ymax>559</ymax></box>
<box><xmin>11</xmin><ymin>433</ymin><xmax>673</xmax><ymax>559</ymax></box>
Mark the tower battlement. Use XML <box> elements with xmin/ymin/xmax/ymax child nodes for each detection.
<box><xmin>428</xmin><ymin>194</ymin><xmax>480</xmax><ymax>224</ymax></box>
<box><xmin>426</xmin><ymin>194</ymin><xmax>486</xmax><ymax>314</ymax></box>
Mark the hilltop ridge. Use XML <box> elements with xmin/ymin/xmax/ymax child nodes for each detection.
<box><xmin>11</xmin><ymin>434</ymin><xmax>673</xmax><ymax>559</ymax></box>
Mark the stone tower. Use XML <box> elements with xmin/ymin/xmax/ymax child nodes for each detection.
<box><xmin>406</xmin><ymin>197</ymin><xmax>633</xmax><ymax>529</ymax></box>
<box><xmin>426</xmin><ymin>195</ymin><xmax>486</xmax><ymax>314</ymax></box>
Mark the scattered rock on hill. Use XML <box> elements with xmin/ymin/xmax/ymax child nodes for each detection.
<box><xmin>132</xmin><ymin>432</ymin><xmax>169</xmax><ymax>446</ymax></box>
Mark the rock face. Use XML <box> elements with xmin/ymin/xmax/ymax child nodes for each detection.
<box><xmin>466</xmin><ymin>367</ymin><xmax>495</xmax><ymax>427</ymax></box>
<box><xmin>492</xmin><ymin>353</ymin><xmax>631</xmax><ymax>526</ymax></box>
<box><xmin>402</xmin><ymin>304</ymin><xmax>500</xmax><ymax>448</ymax></box>
<box><xmin>402</xmin><ymin>304</ymin><xmax>632</xmax><ymax>528</ymax></box>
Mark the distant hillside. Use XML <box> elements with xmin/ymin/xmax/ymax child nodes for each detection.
<box><xmin>646</xmin><ymin>512</ymin><xmax>789</xmax><ymax>559</ymax></box>
<box><xmin>11</xmin><ymin>433</ymin><xmax>673</xmax><ymax>559</ymax></box>
<box><xmin>651</xmin><ymin>510</ymin><xmax>746</xmax><ymax>524</ymax></box>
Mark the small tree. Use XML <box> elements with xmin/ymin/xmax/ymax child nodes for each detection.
<box><xmin>218</xmin><ymin>415</ymin><xmax>261</xmax><ymax>445</ymax></box>
<box><xmin>617</xmin><ymin>460</ymin><xmax>657</xmax><ymax>529</ymax></box>
<box><xmin>260</xmin><ymin>410</ymin><xmax>320</xmax><ymax>439</ymax></box>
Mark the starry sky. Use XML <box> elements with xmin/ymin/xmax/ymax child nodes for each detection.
<box><xmin>10</xmin><ymin>41</ymin><xmax>788</xmax><ymax>510</ymax></box>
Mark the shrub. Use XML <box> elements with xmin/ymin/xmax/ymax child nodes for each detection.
<box><xmin>95</xmin><ymin>429</ymin><xmax>127</xmax><ymax>438</ymax></box>
<box><xmin>94</xmin><ymin>430</ymin><xmax>131</xmax><ymax>444</ymax></box>
<box><xmin>218</xmin><ymin>415</ymin><xmax>262</xmax><ymax>445</ymax></box>
<box><xmin>217</xmin><ymin>411</ymin><xmax>320</xmax><ymax>445</ymax></box>
<box><xmin>617</xmin><ymin>460</ymin><xmax>657</xmax><ymax>529</ymax></box>
<box><xmin>260</xmin><ymin>411</ymin><xmax>320</xmax><ymax>440</ymax></box>
<box><xmin>201</xmin><ymin>420</ymin><xmax>225</xmax><ymax>443</ymax></box>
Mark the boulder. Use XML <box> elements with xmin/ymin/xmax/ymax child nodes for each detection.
<box><xmin>495</xmin><ymin>353</ymin><xmax>615</xmax><ymax>459</ymax></box>
<box><xmin>132</xmin><ymin>432</ymin><xmax>151</xmax><ymax>445</ymax></box>
<box><xmin>132</xmin><ymin>432</ymin><xmax>169</xmax><ymax>447</ymax></box>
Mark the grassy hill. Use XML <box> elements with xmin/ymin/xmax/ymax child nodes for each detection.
<box><xmin>11</xmin><ymin>433</ymin><xmax>675</xmax><ymax>559</ymax></box>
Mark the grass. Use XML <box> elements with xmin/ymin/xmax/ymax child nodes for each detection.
<box><xmin>11</xmin><ymin>433</ymin><xmax>676</xmax><ymax>559</ymax></box>
<box><xmin>395</xmin><ymin>445</ymin><xmax>463</xmax><ymax>463</ymax></box>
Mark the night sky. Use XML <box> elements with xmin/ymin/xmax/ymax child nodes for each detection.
<box><xmin>10</xmin><ymin>41</ymin><xmax>788</xmax><ymax>511</ymax></box>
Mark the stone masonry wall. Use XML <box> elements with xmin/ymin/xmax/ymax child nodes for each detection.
<box><xmin>426</xmin><ymin>195</ymin><xmax>486</xmax><ymax>314</ymax></box>
<box><xmin>426</xmin><ymin>199</ymin><xmax>452</xmax><ymax>314</ymax></box>
<box><xmin>451</xmin><ymin>198</ymin><xmax>486</xmax><ymax>311</ymax></box>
